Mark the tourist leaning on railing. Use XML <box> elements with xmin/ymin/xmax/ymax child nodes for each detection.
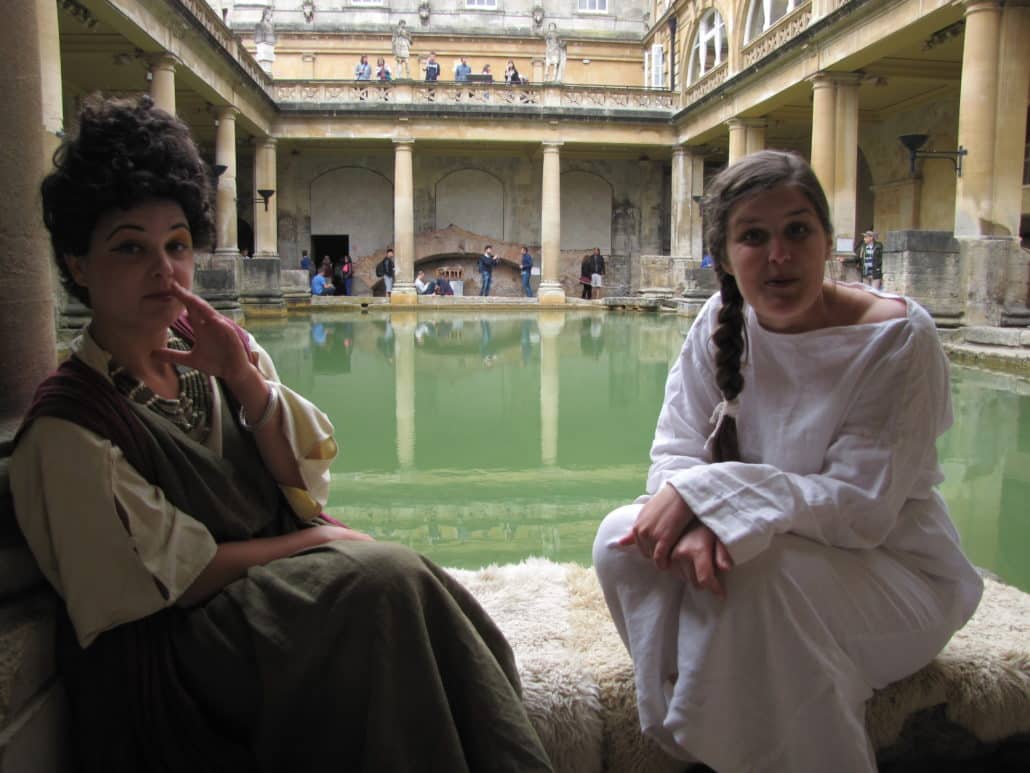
<box><xmin>594</xmin><ymin>150</ymin><xmax>983</xmax><ymax>772</ymax></box>
<box><xmin>11</xmin><ymin>94</ymin><xmax>553</xmax><ymax>773</ymax></box>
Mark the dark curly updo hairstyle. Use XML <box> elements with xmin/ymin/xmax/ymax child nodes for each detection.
<box><xmin>701</xmin><ymin>150</ymin><xmax>833</xmax><ymax>462</ymax></box>
<box><xmin>40</xmin><ymin>94</ymin><xmax>215</xmax><ymax>307</ymax></box>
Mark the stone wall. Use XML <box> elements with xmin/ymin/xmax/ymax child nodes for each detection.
<box><xmin>277</xmin><ymin>149</ymin><xmax>665</xmax><ymax>296</ymax></box>
<box><xmin>883</xmin><ymin>230</ymin><xmax>964</xmax><ymax>325</ymax></box>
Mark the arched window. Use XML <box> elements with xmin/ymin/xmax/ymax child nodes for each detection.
<box><xmin>745</xmin><ymin>0</ymin><xmax>800</xmax><ymax>43</ymax></box>
<box><xmin>688</xmin><ymin>9</ymin><xmax>728</xmax><ymax>84</ymax></box>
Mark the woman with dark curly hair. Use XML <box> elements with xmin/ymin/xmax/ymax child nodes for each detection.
<box><xmin>592</xmin><ymin>151</ymin><xmax>982</xmax><ymax>771</ymax></box>
<box><xmin>11</xmin><ymin>95</ymin><xmax>552</xmax><ymax>773</ymax></box>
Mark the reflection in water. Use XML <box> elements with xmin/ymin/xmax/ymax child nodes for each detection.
<box><xmin>251</xmin><ymin>316</ymin><xmax>1030</xmax><ymax>589</ymax></box>
<box><xmin>938</xmin><ymin>367</ymin><xmax>1030</xmax><ymax>592</ymax></box>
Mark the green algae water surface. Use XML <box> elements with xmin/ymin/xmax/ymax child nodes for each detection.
<box><xmin>250</xmin><ymin>312</ymin><xmax>1030</xmax><ymax>592</ymax></box>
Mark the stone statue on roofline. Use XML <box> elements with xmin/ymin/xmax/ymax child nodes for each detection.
<box><xmin>254</xmin><ymin>6</ymin><xmax>276</xmax><ymax>75</ymax></box>
<box><xmin>543</xmin><ymin>22</ymin><xmax>566</xmax><ymax>82</ymax></box>
<box><xmin>393</xmin><ymin>20</ymin><xmax>413</xmax><ymax>78</ymax></box>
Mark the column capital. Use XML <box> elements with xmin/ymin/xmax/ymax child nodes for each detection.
<box><xmin>541</xmin><ymin>140</ymin><xmax>564</xmax><ymax>151</ymax></box>
<box><xmin>253</xmin><ymin>136</ymin><xmax>278</xmax><ymax>149</ymax></box>
<box><xmin>807</xmin><ymin>71</ymin><xmax>862</xmax><ymax>87</ymax></box>
<box><xmin>960</xmin><ymin>0</ymin><xmax>1001</xmax><ymax>17</ymax></box>
<box><xmin>727</xmin><ymin>117</ymin><xmax>767</xmax><ymax>128</ymax></box>
<box><xmin>215</xmin><ymin>105</ymin><xmax>240</xmax><ymax>122</ymax></box>
<box><xmin>393</xmin><ymin>137</ymin><xmax>415</xmax><ymax>147</ymax></box>
<box><xmin>148</xmin><ymin>53</ymin><xmax>181</xmax><ymax>72</ymax></box>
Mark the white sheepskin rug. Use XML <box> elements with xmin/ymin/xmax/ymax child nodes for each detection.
<box><xmin>448</xmin><ymin>559</ymin><xmax>1030</xmax><ymax>773</ymax></box>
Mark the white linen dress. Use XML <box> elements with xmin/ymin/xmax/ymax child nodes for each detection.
<box><xmin>593</xmin><ymin>289</ymin><xmax>983</xmax><ymax>772</ymax></box>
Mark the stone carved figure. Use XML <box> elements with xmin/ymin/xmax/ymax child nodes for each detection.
<box><xmin>301</xmin><ymin>1</ymin><xmax>315</xmax><ymax>23</ymax></box>
<box><xmin>254</xmin><ymin>7</ymin><xmax>276</xmax><ymax>45</ymax></box>
<box><xmin>532</xmin><ymin>3</ymin><xmax>545</xmax><ymax>31</ymax></box>
<box><xmin>254</xmin><ymin>7</ymin><xmax>276</xmax><ymax>74</ymax></box>
<box><xmin>419</xmin><ymin>1</ymin><xmax>431</xmax><ymax>26</ymax></box>
<box><xmin>543</xmin><ymin>23</ymin><xmax>566</xmax><ymax>82</ymax></box>
<box><xmin>393</xmin><ymin>20</ymin><xmax>413</xmax><ymax>78</ymax></box>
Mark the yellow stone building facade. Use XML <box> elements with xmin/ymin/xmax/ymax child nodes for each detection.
<box><xmin>3</xmin><ymin>0</ymin><xmax>1030</xmax><ymax>399</ymax></box>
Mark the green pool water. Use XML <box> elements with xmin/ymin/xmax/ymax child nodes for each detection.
<box><xmin>250</xmin><ymin>311</ymin><xmax>1030</xmax><ymax>592</ymax></box>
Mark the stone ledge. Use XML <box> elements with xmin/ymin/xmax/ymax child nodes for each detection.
<box><xmin>0</xmin><ymin>680</ymin><xmax>71</xmax><ymax>773</ymax></box>
<box><xmin>962</xmin><ymin>327</ymin><xmax>1029</xmax><ymax>348</ymax></box>
<box><xmin>942</xmin><ymin>342</ymin><xmax>1030</xmax><ymax>377</ymax></box>
<box><xmin>0</xmin><ymin>590</ymin><xmax>57</xmax><ymax>732</ymax></box>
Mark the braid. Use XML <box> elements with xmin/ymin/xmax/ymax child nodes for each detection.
<box><xmin>710</xmin><ymin>266</ymin><xmax>746</xmax><ymax>462</ymax></box>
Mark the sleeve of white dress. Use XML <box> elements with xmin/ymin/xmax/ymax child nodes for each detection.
<box><xmin>248</xmin><ymin>336</ymin><xmax>338</xmax><ymax>520</ymax></box>
<box><xmin>666</xmin><ymin>317</ymin><xmax>952</xmax><ymax>565</ymax></box>
<box><xmin>10</xmin><ymin>418</ymin><xmax>218</xmax><ymax>648</ymax></box>
<box><xmin>645</xmin><ymin>297</ymin><xmax>722</xmax><ymax>493</ymax></box>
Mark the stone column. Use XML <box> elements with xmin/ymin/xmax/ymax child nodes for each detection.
<box><xmin>993</xmin><ymin>2</ymin><xmax>1030</xmax><ymax>243</ymax></box>
<box><xmin>149</xmin><ymin>54</ymin><xmax>177</xmax><ymax>115</ymax></box>
<box><xmin>671</xmin><ymin>145</ymin><xmax>705</xmax><ymax>258</ymax></box>
<box><xmin>745</xmin><ymin>119</ymin><xmax>767</xmax><ymax>156</ymax></box>
<box><xmin>538</xmin><ymin>141</ymin><xmax>566</xmax><ymax>304</ymax></box>
<box><xmin>391</xmin><ymin>139</ymin><xmax>417</xmax><ymax>303</ymax></box>
<box><xmin>213</xmin><ymin>106</ymin><xmax>239</xmax><ymax>259</ymax></box>
<box><xmin>727</xmin><ymin>119</ymin><xmax>748</xmax><ymax>165</ymax></box>
<box><xmin>954</xmin><ymin>0</ymin><xmax>1001</xmax><ymax>238</ymax></box>
<box><xmin>832</xmin><ymin>74</ymin><xmax>861</xmax><ymax>255</ymax></box>
<box><xmin>392</xmin><ymin>313</ymin><xmax>417</xmax><ymax>469</ymax></box>
<box><xmin>252</xmin><ymin>138</ymin><xmax>278</xmax><ymax>257</ymax></box>
<box><xmin>670</xmin><ymin>145</ymin><xmax>689</xmax><ymax>256</ymax></box>
<box><xmin>809</xmin><ymin>74</ymin><xmax>837</xmax><ymax>206</ymax></box>
<box><xmin>954</xmin><ymin>0</ymin><xmax>1030</xmax><ymax>323</ymax></box>
<box><xmin>1</xmin><ymin>0</ymin><xmax>58</xmax><ymax>425</ymax></box>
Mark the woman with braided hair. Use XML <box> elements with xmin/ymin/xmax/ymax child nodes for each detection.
<box><xmin>593</xmin><ymin>151</ymin><xmax>982</xmax><ymax>770</ymax></box>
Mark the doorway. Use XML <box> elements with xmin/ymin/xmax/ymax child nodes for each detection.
<box><xmin>311</xmin><ymin>234</ymin><xmax>350</xmax><ymax>265</ymax></box>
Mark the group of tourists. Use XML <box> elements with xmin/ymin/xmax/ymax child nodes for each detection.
<box><xmin>353</xmin><ymin>54</ymin><xmax>393</xmax><ymax>81</ymax></box>
<box><xmin>308</xmin><ymin>253</ymin><xmax>354</xmax><ymax>296</ymax></box>
<box><xmin>11</xmin><ymin>93</ymin><xmax>981</xmax><ymax>773</ymax></box>
<box><xmin>354</xmin><ymin>51</ymin><xmax>523</xmax><ymax>84</ymax></box>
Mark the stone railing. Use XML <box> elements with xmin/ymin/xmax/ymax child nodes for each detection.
<box><xmin>276</xmin><ymin>81</ymin><xmax>678</xmax><ymax>112</ymax></box>
<box><xmin>741</xmin><ymin>4</ymin><xmax>813</xmax><ymax>68</ymax></box>
<box><xmin>682</xmin><ymin>63</ymin><xmax>729</xmax><ymax>106</ymax></box>
<box><xmin>173</xmin><ymin>0</ymin><xmax>271</xmax><ymax>91</ymax></box>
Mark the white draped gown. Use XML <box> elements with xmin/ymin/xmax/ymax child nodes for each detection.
<box><xmin>593</xmin><ymin>289</ymin><xmax>983</xmax><ymax>772</ymax></box>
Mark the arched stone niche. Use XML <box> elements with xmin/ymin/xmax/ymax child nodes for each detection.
<box><xmin>435</xmin><ymin>168</ymin><xmax>505</xmax><ymax>241</ymax></box>
<box><xmin>310</xmin><ymin>167</ymin><xmax>393</xmax><ymax>254</ymax></box>
<box><xmin>560</xmin><ymin>170</ymin><xmax>613</xmax><ymax>253</ymax></box>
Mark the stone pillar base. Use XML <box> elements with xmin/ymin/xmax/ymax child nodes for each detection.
<box><xmin>390</xmin><ymin>285</ymin><xmax>419</xmax><ymax>305</ymax></box>
<box><xmin>196</xmin><ymin>251</ymin><xmax>242</xmax><ymax>320</ymax></box>
<box><xmin>537</xmin><ymin>282</ymin><xmax>566</xmax><ymax>305</ymax></box>
<box><xmin>239</xmin><ymin>258</ymin><xmax>285</xmax><ymax>316</ymax></box>
<box><xmin>959</xmin><ymin>236</ymin><xmax>1028</xmax><ymax>327</ymax></box>
<box><xmin>883</xmin><ymin>231</ymin><xmax>964</xmax><ymax>326</ymax></box>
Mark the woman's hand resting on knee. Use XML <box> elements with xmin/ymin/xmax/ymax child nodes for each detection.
<box><xmin>670</xmin><ymin>522</ymin><xmax>733</xmax><ymax>600</ymax></box>
<box><xmin>617</xmin><ymin>484</ymin><xmax>732</xmax><ymax>597</ymax></box>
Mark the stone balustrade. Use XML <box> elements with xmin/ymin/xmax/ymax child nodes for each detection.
<box><xmin>742</xmin><ymin>4</ymin><xmax>813</xmax><ymax>69</ymax></box>
<box><xmin>275</xmin><ymin>81</ymin><xmax>678</xmax><ymax>113</ymax></box>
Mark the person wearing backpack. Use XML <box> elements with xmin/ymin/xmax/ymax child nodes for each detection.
<box><xmin>377</xmin><ymin>249</ymin><xmax>397</xmax><ymax>297</ymax></box>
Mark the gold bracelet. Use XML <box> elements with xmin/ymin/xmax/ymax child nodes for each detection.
<box><xmin>239</xmin><ymin>386</ymin><xmax>279</xmax><ymax>431</ymax></box>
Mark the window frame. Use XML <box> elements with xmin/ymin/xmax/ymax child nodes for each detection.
<box><xmin>688</xmin><ymin>9</ymin><xmax>727</xmax><ymax>85</ymax></box>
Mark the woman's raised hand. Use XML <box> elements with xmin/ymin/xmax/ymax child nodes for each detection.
<box><xmin>670</xmin><ymin>522</ymin><xmax>733</xmax><ymax>599</ymax></box>
<box><xmin>618</xmin><ymin>483</ymin><xmax>696</xmax><ymax>570</ymax></box>
<box><xmin>154</xmin><ymin>282</ymin><xmax>254</xmax><ymax>386</ymax></box>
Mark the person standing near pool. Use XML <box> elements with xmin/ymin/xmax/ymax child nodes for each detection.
<box><xmin>593</xmin><ymin>150</ymin><xmax>982</xmax><ymax>772</ymax></box>
<box><xmin>520</xmin><ymin>246</ymin><xmax>534</xmax><ymax>297</ymax></box>
<box><xmin>589</xmin><ymin>247</ymin><xmax>606</xmax><ymax>300</ymax></box>
<box><xmin>479</xmin><ymin>244</ymin><xmax>499</xmax><ymax>296</ymax></box>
